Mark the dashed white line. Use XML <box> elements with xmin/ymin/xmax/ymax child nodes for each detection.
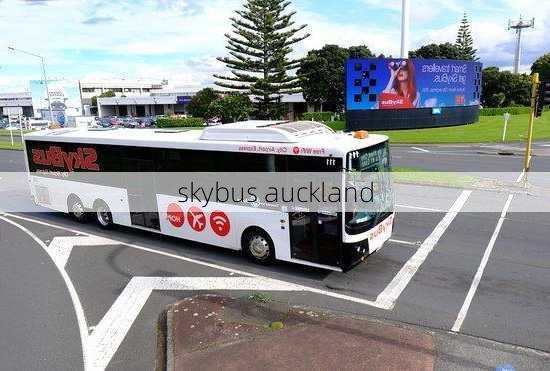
<box><xmin>376</xmin><ymin>190</ymin><xmax>472</xmax><ymax>309</ymax></box>
<box><xmin>451</xmin><ymin>194</ymin><xmax>514</xmax><ymax>333</ymax></box>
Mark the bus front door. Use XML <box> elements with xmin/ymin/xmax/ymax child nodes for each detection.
<box><xmin>289</xmin><ymin>212</ymin><xmax>341</xmax><ymax>267</ymax></box>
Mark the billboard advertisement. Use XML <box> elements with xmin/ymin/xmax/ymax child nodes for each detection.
<box><xmin>30</xmin><ymin>79</ymin><xmax>82</xmax><ymax>125</ymax></box>
<box><xmin>346</xmin><ymin>58</ymin><xmax>482</xmax><ymax>111</ymax></box>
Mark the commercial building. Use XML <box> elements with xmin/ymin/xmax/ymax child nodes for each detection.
<box><xmin>80</xmin><ymin>80</ymin><xmax>166</xmax><ymax>112</ymax></box>
<box><xmin>97</xmin><ymin>89</ymin><xmax>311</xmax><ymax>121</ymax></box>
<box><xmin>0</xmin><ymin>92</ymin><xmax>34</xmax><ymax>117</ymax></box>
<box><xmin>97</xmin><ymin>88</ymin><xmax>198</xmax><ymax>117</ymax></box>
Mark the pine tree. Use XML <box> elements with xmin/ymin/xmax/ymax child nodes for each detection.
<box><xmin>214</xmin><ymin>0</ymin><xmax>310</xmax><ymax>119</ymax></box>
<box><xmin>455</xmin><ymin>13</ymin><xmax>478</xmax><ymax>61</ymax></box>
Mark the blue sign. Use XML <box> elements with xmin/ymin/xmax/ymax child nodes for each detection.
<box><xmin>346</xmin><ymin>58</ymin><xmax>482</xmax><ymax>111</ymax></box>
<box><xmin>177</xmin><ymin>96</ymin><xmax>192</xmax><ymax>105</ymax></box>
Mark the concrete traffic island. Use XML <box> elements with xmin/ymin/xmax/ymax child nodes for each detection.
<box><xmin>158</xmin><ymin>294</ymin><xmax>435</xmax><ymax>370</ymax></box>
<box><xmin>157</xmin><ymin>294</ymin><xmax>550</xmax><ymax>370</ymax></box>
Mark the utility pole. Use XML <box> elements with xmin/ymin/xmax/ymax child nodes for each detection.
<box><xmin>508</xmin><ymin>17</ymin><xmax>534</xmax><ymax>74</ymax></box>
<box><xmin>523</xmin><ymin>73</ymin><xmax>539</xmax><ymax>172</ymax></box>
<box><xmin>400</xmin><ymin>0</ymin><xmax>410</xmax><ymax>58</ymax></box>
<box><xmin>7</xmin><ymin>46</ymin><xmax>54</xmax><ymax>123</ymax></box>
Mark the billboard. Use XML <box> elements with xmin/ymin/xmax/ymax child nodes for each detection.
<box><xmin>345</xmin><ymin>58</ymin><xmax>482</xmax><ymax>130</ymax></box>
<box><xmin>30</xmin><ymin>79</ymin><xmax>82</xmax><ymax>125</ymax></box>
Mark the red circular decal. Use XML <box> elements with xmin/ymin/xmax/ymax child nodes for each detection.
<box><xmin>187</xmin><ymin>206</ymin><xmax>206</xmax><ymax>232</ymax></box>
<box><xmin>167</xmin><ymin>203</ymin><xmax>185</xmax><ymax>228</ymax></box>
<box><xmin>209</xmin><ymin>211</ymin><xmax>231</xmax><ymax>237</ymax></box>
<box><xmin>293</xmin><ymin>147</ymin><xmax>300</xmax><ymax>155</ymax></box>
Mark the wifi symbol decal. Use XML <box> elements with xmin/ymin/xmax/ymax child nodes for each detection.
<box><xmin>209</xmin><ymin>211</ymin><xmax>231</xmax><ymax>237</ymax></box>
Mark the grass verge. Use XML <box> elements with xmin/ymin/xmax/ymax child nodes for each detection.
<box><xmin>327</xmin><ymin>112</ymin><xmax>550</xmax><ymax>144</ymax></box>
<box><xmin>0</xmin><ymin>141</ymin><xmax>23</xmax><ymax>150</ymax></box>
<box><xmin>392</xmin><ymin>167</ymin><xmax>478</xmax><ymax>188</ymax></box>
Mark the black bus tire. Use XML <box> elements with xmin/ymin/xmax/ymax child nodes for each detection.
<box><xmin>67</xmin><ymin>195</ymin><xmax>89</xmax><ymax>223</ymax></box>
<box><xmin>94</xmin><ymin>200</ymin><xmax>114</xmax><ymax>229</ymax></box>
<box><xmin>242</xmin><ymin>228</ymin><xmax>275</xmax><ymax>265</ymax></box>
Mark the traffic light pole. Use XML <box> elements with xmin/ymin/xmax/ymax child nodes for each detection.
<box><xmin>523</xmin><ymin>73</ymin><xmax>539</xmax><ymax>172</ymax></box>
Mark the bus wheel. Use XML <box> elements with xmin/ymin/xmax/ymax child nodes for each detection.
<box><xmin>68</xmin><ymin>195</ymin><xmax>88</xmax><ymax>223</ymax></box>
<box><xmin>94</xmin><ymin>201</ymin><xmax>114</xmax><ymax>229</ymax></box>
<box><xmin>243</xmin><ymin>229</ymin><xmax>275</xmax><ymax>265</ymax></box>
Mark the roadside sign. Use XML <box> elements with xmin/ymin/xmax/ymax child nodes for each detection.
<box><xmin>502</xmin><ymin>112</ymin><xmax>511</xmax><ymax>142</ymax></box>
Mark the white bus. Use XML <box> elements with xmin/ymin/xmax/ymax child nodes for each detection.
<box><xmin>23</xmin><ymin>121</ymin><xmax>394</xmax><ymax>271</ymax></box>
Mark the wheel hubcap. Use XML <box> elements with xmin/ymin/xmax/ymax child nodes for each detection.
<box><xmin>72</xmin><ymin>202</ymin><xmax>84</xmax><ymax>218</ymax></box>
<box><xmin>97</xmin><ymin>206</ymin><xmax>111</xmax><ymax>226</ymax></box>
<box><xmin>249</xmin><ymin>236</ymin><xmax>270</xmax><ymax>260</ymax></box>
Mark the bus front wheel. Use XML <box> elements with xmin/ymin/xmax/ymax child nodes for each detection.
<box><xmin>94</xmin><ymin>201</ymin><xmax>114</xmax><ymax>229</ymax></box>
<box><xmin>242</xmin><ymin>229</ymin><xmax>275</xmax><ymax>265</ymax></box>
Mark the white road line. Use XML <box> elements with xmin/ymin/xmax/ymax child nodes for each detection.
<box><xmin>395</xmin><ymin>204</ymin><xmax>446</xmax><ymax>213</ymax></box>
<box><xmin>389</xmin><ymin>238</ymin><xmax>419</xmax><ymax>247</ymax></box>
<box><xmin>516</xmin><ymin>170</ymin><xmax>526</xmax><ymax>183</ymax></box>
<box><xmin>451</xmin><ymin>194</ymin><xmax>514</xmax><ymax>333</ymax></box>
<box><xmin>411</xmin><ymin>146</ymin><xmax>431</xmax><ymax>153</ymax></box>
<box><xmin>0</xmin><ymin>212</ymin><xmax>386</xmax><ymax>307</ymax></box>
<box><xmin>47</xmin><ymin>236</ymin><xmax>116</xmax><ymax>268</ymax></box>
<box><xmin>0</xmin><ymin>215</ymin><xmax>91</xmax><ymax>371</ymax></box>
<box><xmin>88</xmin><ymin>276</ymin><xmax>318</xmax><ymax>370</ymax></box>
<box><xmin>376</xmin><ymin>190</ymin><xmax>472</xmax><ymax>309</ymax></box>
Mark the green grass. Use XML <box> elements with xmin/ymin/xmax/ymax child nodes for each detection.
<box><xmin>0</xmin><ymin>141</ymin><xmax>23</xmax><ymax>150</ymax></box>
<box><xmin>327</xmin><ymin>112</ymin><xmax>550</xmax><ymax>144</ymax></box>
<box><xmin>0</xmin><ymin>129</ymin><xmax>32</xmax><ymax>137</ymax></box>
<box><xmin>392</xmin><ymin>166</ymin><xmax>478</xmax><ymax>188</ymax></box>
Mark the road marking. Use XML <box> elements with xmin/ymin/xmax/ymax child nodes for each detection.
<box><xmin>47</xmin><ymin>236</ymin><xmax>115</xmax><ymax>268</ymax></box>
<box><xmin>395</xmin><ymin>204</ymin><xmax>446</xmax><ymax>213</ymax></box>
<box><xmin>0</xmin><ymin>215</ymin><xmax>91</xmax><ymax>371</ymax></box>
<box><xmin>1</xmin><ymin>212</ymin><xmax>386</xmax><ymax>306</ymax></box>
<box><xmin>516</xmin><ymin>170</ymin><xmax>525</xmax><ymax>183</ymax></box>
<box><xmin>88</xmin><ymin>276</ymin><xmax>313</xmax><ymax>370</ymax></box>
<box><xmin>376</xmin><ymin>190</ymin><xmax>472</xmax><ymax>309</ymax></box>
<box><xmin>389</xmin><ymin>238</ymin><xmax>420</xmax><ymax>247</ymax></box>
<box><xmin>451</xmin><ymin>194</ymin><xmax>514</xmax><ymax>333</ymax></box>
<box><xmin>411</xmin><ymin>146</ymin><xmax>431</xmax><ymax>153</ymax></box>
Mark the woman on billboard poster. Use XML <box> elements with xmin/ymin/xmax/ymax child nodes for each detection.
<box><xmin>380</xmin><ymin>60</ymin><xmax>420</xmax><ymax>109</ymax></box>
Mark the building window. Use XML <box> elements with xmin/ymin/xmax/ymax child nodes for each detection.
<box><xmin>82</xmin><ymin>88</ymin><xmax>95</xmax><ymax>93</ymax></box>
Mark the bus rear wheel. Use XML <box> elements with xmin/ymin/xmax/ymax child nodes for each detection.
<box><xmin>68</xmin><ymin>196</ymin><xmax>88</xmax><ymax>223</ymax></box>
<box><xmin>243</xmin><ymin>229</ymin><xmax>275</xmax><ymax>265</ymax></box>
<box><xmin>94</xmin><ymin>201</ymin><xmax>114</xmax><ymax>229</ymax></box>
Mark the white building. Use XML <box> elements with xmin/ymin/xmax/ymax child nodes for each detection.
<box><xmin>0</xmin><ymin>92</ymin><xmax>34</xmax><ymax>118</ymax></box>
<box><xmin>79</xmin><ymin>80</ymin><xmax>167</xmax><ymax>113</ymax></box>
<box><xmin>97</xmin><ymin>88</ymin><xmax>311</xmax><ymax>120</ymax></box>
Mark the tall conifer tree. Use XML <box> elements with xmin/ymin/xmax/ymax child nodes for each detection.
<box><xmin>214</xmin><ymin>0</ymin><xmax>310</xmax><ymax>119</ymax></box>
<box><xmin>456</xmin><ymin>13</ymin><xmax>478</xmax><ymax>60</ymax></box>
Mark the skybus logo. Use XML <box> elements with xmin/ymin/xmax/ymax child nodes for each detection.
<box><xmin>31</xmin><ymin>146</ymin><xmax>100</xmax><ymax>171</ymax></box>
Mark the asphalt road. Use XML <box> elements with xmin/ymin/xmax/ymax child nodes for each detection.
<box><xmin>1</xmin><ymin>146</ymin><xmax>550</xmax><ymax>370</ymax></box>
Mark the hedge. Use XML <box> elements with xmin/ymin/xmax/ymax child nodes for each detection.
<box><xmin>301</xmin><ymin>112</ymin><xmax>335</xmax><ymax>122</ymax></box>
<box><xmin>479</xmin><ymin>106</ymin><xmax>531</xmax><ymax>116</ymax></box>
<box><xmin>155</xmin><ymin>117</ymin><xmax>204</xmax><ymax>128</ymax></box>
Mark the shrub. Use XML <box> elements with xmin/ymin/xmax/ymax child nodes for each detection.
<box><xmin>479</xmin><ymin>106</ymin><xmax>531</xmax><ymax>116</ymax></box>
<box><xmin>301</xmin><ymin>112</ymin><xmax>335</xmax><ymax>122</ymax></box>
<box><xmin>155</xmin><ymin>117</ymin><xmax>204</xmax><ymax>128</ymax></box>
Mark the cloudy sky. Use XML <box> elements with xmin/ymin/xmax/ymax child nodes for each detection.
<box><xmin>0</xmin><ymin>0</ymin><xmax>548</xmax><ymax>92</ymax></box>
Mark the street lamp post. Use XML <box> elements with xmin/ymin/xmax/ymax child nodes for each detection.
<box><xmin>8</xmin><ymin>46</ymin><xmax>54</xmax><ymax>123</ymax></box>
<box><xmin>400</xmin><ymin>0</ymin><xmax>410</xmax><ymax>58</ymax></box>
